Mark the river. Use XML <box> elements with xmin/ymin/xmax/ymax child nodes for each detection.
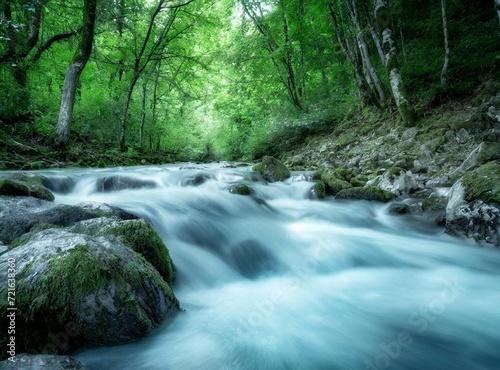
<box><xmin>38</xmin><ymin>163</ymin><xmax>500</xmax><ymax>370</ymax></box>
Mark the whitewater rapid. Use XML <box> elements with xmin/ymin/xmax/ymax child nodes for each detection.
<box><xmin>35</xmin><ymin>164</ymin><xmax>500</xmax><ymax>370</ymax></box>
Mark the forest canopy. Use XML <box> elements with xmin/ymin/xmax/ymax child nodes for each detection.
<box><xmin>1</xmin><ymin>0</ymin><xmax>499</xmax><ymax>162</ymax></box>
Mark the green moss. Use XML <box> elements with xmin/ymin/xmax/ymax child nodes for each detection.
<box><xmin>28</xmin><ymin>184</ymin><xmax>55</xmax><ymax>201</ymax></box>
<box><xmin>314</xmin><ymin>168</ymin><xmax>352</xmax><ymax>195</ymax></box>
<box><xmin>228</xmin><ymin>183</ymin><xmax>251</xmax><ymax>195</ymax></box>
<box><xmin>335</xmin><ymin>186</ymin><xmax>395</xmax><ymax>203</ymax></box>
<box><xmin>72</xmin><ymin>220</ymin><xmax>174</xmax><ymax>284</ymax></box>
<box><xmin>0</xmin><ymin>175</ymin><xmax>54</xmax><ymax>201</ymax></box>
<box><xmin>462</xmin><ymin>161</ymin><xmax>500</xmax><ymax>203</ymax></box>
<box><xmin>0</xmin><ymin>179</ymin><xmax>30</xmax><ymax>196</ymax></box>
<box><xmin>313</xmin><ymin>180</ymin><xmax>326</xmax><ymax>199</ymax></box>
<box><xmin>18</xmin><ymin>244</ymin><xmax>110</xmax><ymax>323</ymax></box>
<box><xmin>349</xmin><ymin>177</ymin><xmax>365</xmax><ymax>187</ymax></box>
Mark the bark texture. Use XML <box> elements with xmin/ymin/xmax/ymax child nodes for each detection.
<box><xmin>375</xmin><ymin>0</ymin><xmax>416</xmax><ymax>125</ymax></box>
<box><xmin>441</xmin><ymin>0</ymin><xmax>450</xmax><ymax>87</ymax></box>
<box><xmin>54</xmin><ymin>0</ymin><xmax>97</xmax><ymax>147</ymax></box>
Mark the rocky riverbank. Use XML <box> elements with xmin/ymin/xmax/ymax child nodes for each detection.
<box><xmin>279</xmin><ymin>90</ymin><xmax>499</xmax><ymax>247</ymax></box>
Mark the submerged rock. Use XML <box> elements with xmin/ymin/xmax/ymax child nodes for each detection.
<box><xmin>228</xmin><ymin>183</ymin><xmax>251</xmax><ymax>196</ymax></box>
<box><xmin>0</xmin><ymin>354</ymin><xmax>87</xmax><ymax>369</ymax></box>
<box><xmin>180</xmin><ymin>172</ymin><xmax>215</xmax><ymax>186</ymax></box>
<box><xmin>95</xmin><ymin>176</ymin><xmax>156</xmax><ymax>192</ymax></box>
<box><xmin>252</xmin><ymin>156</ymin><xmax>290</xmax><ymax>182</ymax></box>
<box><xmin>230</xmin><ymin>240</ymin><xmax>280</xmax><ymax>278</ymax></box>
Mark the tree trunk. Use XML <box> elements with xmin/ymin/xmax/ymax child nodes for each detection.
<box><xmin>140</xmin><ymin>82</ymin><xmax>147</xmax><ymax>146</ymax></box>
<box><xmin>119</xmin><ymin>73</ymin><xmax>140</xmax><ymax>152</ymax></box>
<box><xmin>441</xmin><ymin>0</ymin><xmax>450</xmax><ymax>87</ymax></box>
<box><xmin>328</xmin><ymin>3</ymin><xmax>381</xmax><ymax>109</ymax></box>
<box><xmin>54</xmin><ymin>0</ymin><xmax>97</xmax><ymax>147</ymax></box>
<box><xmin>375</xmin><ymin>0</ymin><xmax>416</xmax><ymax>125</ymax></box>
<box><xmin>496</xmin><ymin>0</ymin><xmax>500</xmax><ymax>29</ymax></box>
<box><xmin>348</xmin><ymin>0</ymin><xmax>386</xmax><ymax>104</ymax></box>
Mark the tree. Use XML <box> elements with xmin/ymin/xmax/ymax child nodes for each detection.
<box><xmin>374</xmin><ymin>0</ymin><xmax>415</xmax><ymax>125</ymax></box>
<box><xmin>440</xmin><ymin>0</ymin><xmax>450</xmax><ymax>87</ymax></box>
<box><xmin>54</xmin><ymin>0</ymin><xmax>97</xmax><ymax>147</ymax></box>
<box><xmin>118</xmin><ymin>0</ymin><xmax>196</xmax><ymax>152</ymax></box>
<box><xmin>240</xmin><ymin>0</ymin><xmax>303</xmax><ymax>110</ymax></box>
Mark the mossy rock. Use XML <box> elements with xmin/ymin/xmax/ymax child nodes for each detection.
<box><xmin>228</xmin><ymin>183</ymin><xmax>251</xmax><ymax>196</ymax></box>
<box><xmin>0</xmin><ymin>175</ymin><xmax>54</xmax><ymax>201</ymax></box>
<box><xmin>0</xmin><ymin>229</ymin><xmax>179</xmax><ymax>357</ymax></box>
<box><xmin>462</xmin><ymin>161</ymin><xmax>500</xmax><ymax>204</ymax></box>
<box><xmin>335</xmin><ymin>186</ymin><xmax>395</xmax><ymax>202</ymax></box>
<box><xmin>0</xmin><ymin>179</ymin><xmax>30</xmax><ymax>197</ymax></box>
<box><xmin>349</xmin><ymin>177</ymin><xmax>365</xmax><ymax>187</ymax></box>
<box><xmin>70</xmin><ymin>218</ymin><xmax>174</xmax><ymax>284</ymax></box>
<box><xmin>313</xmin><ymin>168</ymin><xmax>352</xmax><ymax>195</ymax></box>
<box><xmin>252</xmin><ymin>156</ymin><xmax>291</xmax><ymax>182</ymax></box>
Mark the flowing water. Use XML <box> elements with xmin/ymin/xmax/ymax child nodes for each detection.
<box><xmin>36</xmin><ymin>164</ymin><xmax>500</xmax><ymax>370</ymax></box>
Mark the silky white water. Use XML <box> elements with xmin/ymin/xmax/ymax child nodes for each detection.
<box><xmin>37</xmin><ymin>164</ymin><xmax>500</xmax><ymax>370</ymax></box>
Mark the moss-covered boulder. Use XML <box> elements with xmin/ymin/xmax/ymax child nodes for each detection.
<box><xmin>69</xmin><ymin>218</ymin><xmax>174</xmax><ymax>284</ymax></box>
<box><xmin>335</xmin><ymin>186</ymin><xmax>395</xmax><ymax>202</ymax></box>
<box><xmin>0</xmin><ymin>174</ymin><xmax>54</xmax><ymax>201</ymax></box>
<box><xmin>0</xmin><ymin>354</ymin><xmax>88</xmax><ymax>369</ymax></box>
<box><xmin>0</xmin><ymin>228</ymin><xmax>179</xmax><ymax>357</ymax></box>
<box><xmin>462</xmin><ymin>161</ymin><xmax>500</xmax><ymax>204</ymax></box>
<box><xmin>252</xmin><ymin>156</ymin><xmax>290</xmax><ymax>182</ymax></box>
<box><xmin>0</xmin><ymin>179</ymin><xmax>30</xmax><ymax>197</ymax></box>
<box><xmin>228</xmin><ymin>183</ymin><xmax>251</xmax><ymax>196</ymax></box>
<box><xmin>313</xmin><ymin>168</ymin><xmax>351</xmax><ymax>195</ymax></box>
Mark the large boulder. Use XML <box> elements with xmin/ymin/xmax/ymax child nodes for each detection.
<box><xmin>0</xmin><ymin>198</ymin><xmax>178</xmax><ymax>359</ymax></box>
<box><xmin>0</xmin><ymin>354</ymin><xmax>87</xmax><ymax>369</ymax></box>
<box><xmin>0</xmin><ymin>173</ymin><xmax>54</xmax><ymax>201</ymax></box>
<box><xmin>0</xmin><ymin>228</ymin><xmax>179</xmax><ymax>356</ymax></box>
<box><xmin>252</xmin><ymin>156</ymin><xmax>290</xmax><ymax>183</ymax></box>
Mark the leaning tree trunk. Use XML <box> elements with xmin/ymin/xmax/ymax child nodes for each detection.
<box><xmin>54</xmin><ymin>0</ymin><xmax>97</xmax><ymax>147</ymax></box>
<box><xmin>440</xmin><ymin>0</ymin><xmax>450</xmax><ymax>87</ymax></box>
<box><xmin>374</xmin><ymin>0</ymin><xmax>416</xmax><ymax>125</ymax></box>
